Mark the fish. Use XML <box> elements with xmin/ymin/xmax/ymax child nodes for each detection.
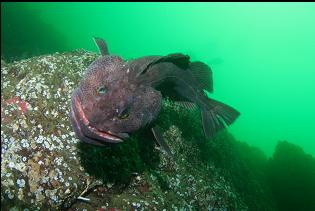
<box><xmin>69</xmin><ymin>37</ymin><xmax>240</xmax><ymax>155</ymax></box>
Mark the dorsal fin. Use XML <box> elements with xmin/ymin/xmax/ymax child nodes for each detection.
<box><xmin>130</xmin><ymin>53</ymin><xmax>190</xmax><ymax>77</ymax></box>
<box><xmin>93</xmin><ymin>37</ymin><xmax>109</xmax><ymax>56</ymax></box>
<box><xmin>128</xmin><ymin>56</ymin><xmax>162</xmax><ymax>77</ymax></box>
<box><xmin>189</xmin><ymin>61</ymin><xmax>213</xmax><ymax>93</ymax></box>
<box><xmin>154</xmin><ymin>53</ymin><xmax>190</xmax><ymax>69</ymax></box>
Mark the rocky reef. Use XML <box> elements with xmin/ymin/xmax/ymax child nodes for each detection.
<box><xmin>1</xmin><ymin>51</ymin><xmax>276</xmax><ymax>210</ymax></box>
<box><xmin>266</xmin><ymin>141</ymin><xmax>315</xmax><ymax>211</ymax></box>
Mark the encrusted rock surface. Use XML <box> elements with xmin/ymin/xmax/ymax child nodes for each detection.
<box><xmin>1</xmin><ymin>51</ymin><xmax>261</xmax><ymax>210</ymax></box>
<box><xmin>1</xmin><ymin>51</ymin><xmax>101</xmax><ymax>210</ymax></box>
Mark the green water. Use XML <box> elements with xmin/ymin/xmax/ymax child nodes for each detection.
<box><xmin>2</xmin><ymin>2</ymin><xmax>315</xmax><ymax>157</ymax></box>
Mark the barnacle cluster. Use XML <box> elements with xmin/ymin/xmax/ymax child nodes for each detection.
<box><xmin>1</xmin><ymin>51</ymin><xmax>99</xmax><ymax>210</ymax></box>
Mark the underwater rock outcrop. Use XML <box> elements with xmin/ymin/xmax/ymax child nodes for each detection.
<box><xmin>1</xmin><ymin>51</ymin><xmax>101</xmax><ymax>210</ymax></box>
<box><xmin>267</xmin><ymin>141</ymin><xmax>315</xmax><ymax>211</ymax></box>
<box><xmin>1</xmin><ymin>51</ymin><xmax>275</xmax><ymax>210</ymax></box>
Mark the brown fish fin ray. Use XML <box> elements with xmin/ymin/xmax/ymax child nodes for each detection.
<box><xmin>155</xmin><ymin>53</ymin><xmax>190</xmax><ymax>69</ymax></box>
<box><xmin>93</xmin><ymin>37</ymin><xmax>109</xmax><ymax>56</ymax></box>
<box><xmin>189</xmin><ymin>61</ymin><xmax>213</xmax><ymax>93</ymax></box>
<box><xmin>154</xmin><ymin>80</ymin><xmax>191</xmax><ymax>102</ymax></box>
<box><xmin>176</xmin><ymin>101</ymin><xmax>198</xmax><ymax>110</ymax></box>
<box><xmin>151</xmin><ymin>126</ymin><xmax>173</xmax><ymax>157</ymax></box>
<box><xmin>128</xmin><ymin>56</ymin><xmax>162</xmax><ymax>77</ymax></box>
<box><xmin>132</xmin><ymin>53</ymin><xmax>190</xmax><ymax>78</ymax></box>
<box><xmin>208</xmin><ymin>98</ymin><xmax>240</xmax><ymax>125</ymax></box>
<box><xmin>202</xmin><ymin>99</ymin><xmax>240</xmax><ymax>139</ymax></box>
<box><xmin>201</xmin><ymin>109</ymin><xmax>224</xmax><ymax>139</ymax></box>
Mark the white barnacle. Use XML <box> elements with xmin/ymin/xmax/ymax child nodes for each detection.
<box><xmin>43</xmin><ymin>141</ymin><xmax>50</xmax><ymax>149</ymax></box>
<box><xmin>35</xmin><ymin>136</ymin><xmax>43</xmax><ymax>144</ymax></box>
<box><xmin>8</xmin><ymin>162</ymin><xmax>15</xmax><ymax>169</ymax></box>
<box><xmin>3</xmin><ymin>81</ymin><xmax>10</xmax><ymax>88</ymax></box>
<box><xmin>65</xmin><ymin>189</ymin><xmax>71</xmax><ymax>195</ymax></box>
<box><xmin>20</xmin><ymin>119</ymin><xmax>28</xmax><ymax>128</ymax></box>
<box><xmin>21</xmin><ymin>139</ymin><xmax>29</xmax><ymax>148</ymax></box>
<box><xmin>12</xmin><ymin>124</ymin><xmax>19</xmax><ymax>132</ymax></box>
<box><xmin>35</xmin><ymin>83</ymin><xmax>42</xmax><ymax>93</ymax></box>
<box><xmin>51</xmin><ymin>195</ymin><xmax>58</xmax><ymax>202</ymax></box>
<box><xmin>51</xmin><ymin>109</ymin><xmax>58</xmax><ymax>117</ymax></box>
<box><xmin>16</xmin><ymin>179</ymin><xmax>25</xmax><ymax>188</ymax></box>
<box><xmin>8</xmin><ymin>192</ymin><xmax>14</xmax><ymax>199</ymax></box>
<box><xmin>30</xmin><ymin>92</ymin><xmax>38</xmax><ymax>99</ymax></box>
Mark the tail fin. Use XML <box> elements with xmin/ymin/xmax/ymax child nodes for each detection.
<box><xmin>201</xmin><ymin>99</ymin><xmax>240</xmax><ymax>139</ymax></box>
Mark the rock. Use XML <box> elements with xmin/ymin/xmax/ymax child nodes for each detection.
<box><xmin>1</xmin><ymin>51</ymin><xmax>100</xmax><ymax>210</ymax></box>
<box><xmin>1</xmin><ymin>51</ymin><xmax>273</xmax><ymax>210</ymax></box>
<box><xmin>267</xmin><ymin>141</ymin><xmax>315</xmax><ymax>211</ymax></box>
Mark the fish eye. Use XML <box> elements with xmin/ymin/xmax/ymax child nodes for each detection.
<box><xmin>97</xmin><ymin>85</ymin><xmax>107</xmax><ymax>95</ymax></box>
<box><xmin>118</xmin><ymin>107</ymin><xmax>130</xmax><ymax>119</ymax></box>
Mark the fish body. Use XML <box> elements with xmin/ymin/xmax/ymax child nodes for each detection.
<box><xmin>70</xmin><ymin>38</ymin><xmax>240</xmax><ymax>151</ymax></box>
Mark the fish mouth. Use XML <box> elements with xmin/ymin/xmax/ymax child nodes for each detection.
<box><xmin>70</xmin><ymin>90</ymin><xmax>129</xmax><ymax>146</ymax></box>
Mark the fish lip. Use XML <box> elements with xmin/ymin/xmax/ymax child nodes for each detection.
<box><xmin>70</xmin><ymin>90</ymin><xmax>127</xmax><ymax>144</ymax></box>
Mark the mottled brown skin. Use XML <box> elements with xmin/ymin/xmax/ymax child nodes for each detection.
<box><xmin>70</xmin><ymin>38</ymin><xmax>240</xmax><ymax>148</ymax></box>
<box><xmin>70</xmin><ymin>55</ymin><xmax>162</xmax><ymax>145</ymax></box>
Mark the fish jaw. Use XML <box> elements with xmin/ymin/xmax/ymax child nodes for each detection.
<box><xmin>70</xmin><ymin>89</ymin><xmax>128</xmax><ymax>145</ymax></box>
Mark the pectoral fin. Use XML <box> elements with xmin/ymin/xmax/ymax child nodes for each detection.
<box><xmin>130</xmin><ymin>53</ymin><xmax>190</xmax><ymax>78</ymax></box>
<box><xmin>151</xmin><ymin>126</ymin><xmax>173</xmax><ymax>157</ymax></box>
<box><xmin>176</xmin><ymin>101</ymin><xmax>198</xmax><ymax>110</ymax></box>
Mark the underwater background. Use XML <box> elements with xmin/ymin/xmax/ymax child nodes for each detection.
<box><xmin>2</xmin><ymin>2</ymin><xmax>315</xmax><ymax>157</ymax></box>
<box><xmin>2</xmin><ymin>3</ymin><xmax>315</xmax><ymax>211</ymax></box>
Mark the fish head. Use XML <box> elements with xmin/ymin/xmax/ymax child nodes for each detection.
<box><xmin>70</xmin><ymin>56</ymin><xmax>162</xmax><ymax>145</ymax></box>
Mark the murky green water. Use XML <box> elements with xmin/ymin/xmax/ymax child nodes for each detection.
<box><xmin>2</xmin><ymin>2</ymin><xmax>315</xmax><ymax>157</ymax></box>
